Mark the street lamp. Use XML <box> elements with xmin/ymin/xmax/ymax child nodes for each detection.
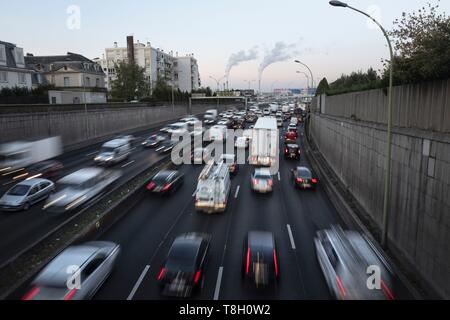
<box><xmin>244</xmin><ymin>79</ymin><xmax>256</xmax><ymax>90</ymax></box>
<box><xmin>209</xmin><ymin>75</ymin><xmax>226</xmax><ymax>93</ymax></box>
<box><xmin>329</xmin><ymin>0</ymin><xmax>394</xmax><ymax>248</ymax></box>
<box><xmin>294</xmin><ymin>60</ymin><xmax>314</xmax><ymax>90</ymax></box>
<box><xmin>296</xmin><ymin>71</ymin><xmax>310</xmax><ymax>91</ymax></box>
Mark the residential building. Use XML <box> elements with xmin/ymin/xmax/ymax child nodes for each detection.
<box><xmin>25</xmin><ymin>52</ymin><xmax>107</xmax><ymax>104</ymax></box>
<box><xmin>175</xmin><ymin>54</ymin><xmax>201</xmax><ymax>93</ymax></box>
<box><xmin>0</xmin><ymin>41</ymin><xmax>33</xmax><ymax>90</ymax></box>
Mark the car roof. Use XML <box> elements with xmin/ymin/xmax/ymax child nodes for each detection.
<box><xmin>254</xmin><ymin>168</ymin><xmax>272</xmax><ymax>176</ymax></box>
<box><xmin>16</xmin><ymin>178</ymin><xmax>51</xmax><ymax>187</ymax></box>
<box><xmin>58</xmin><ymin>168</ymin><xmax>104</xmax><ymax>184</ymax></box>
<box><xmin>248</xmin><ymin>231</ymin><xmax>275</xmax><ymax>250</ymax></box>
<box><xmin>287</xmin><ymin>144</ymin><xmax>299</xmax><ymax>148</ymax></box>
<box><xmin>102</xmin><ymin>139</ymin><xmax>128</xmax><ymax>148</ymax></box>
<box><xmin>154</xmin><ymin>170</ymin><xmax>178</xmax><ymax>179</ymax></box>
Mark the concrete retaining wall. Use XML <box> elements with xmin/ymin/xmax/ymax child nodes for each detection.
<box><xmin>310</xmin><ymin>81</ymin><xmax>450</xmax><ymax>298</ymax></box>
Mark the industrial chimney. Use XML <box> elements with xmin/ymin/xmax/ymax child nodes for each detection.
<box><xmin>127</xmin><ymin>35</ymin><xmax>135</xmax><ymax>64</ymax></box>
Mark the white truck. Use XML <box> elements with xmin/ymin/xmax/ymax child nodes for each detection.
<box><xmin>195</xmin><ymin>161</ymin><xmax>231</xmax><ymax>214</ymax></box>
<box><xmin>0</xmin><ymin>137</ymin><xmax>62</xmax><ymax>173</ymax></box>
<box><xmin>249</xmin><ymin>117</ymin><xmax>278</xmax><ymax>167</ymax></box>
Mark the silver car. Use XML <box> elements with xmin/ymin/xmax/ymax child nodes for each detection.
<box><xmin>22</xmin><ymin>241</ymin><xmax>120</xmax><ymax>300</ymax></box>
<box><xmin>314</xmin><ymin>225</ymin><xmax>396</xmax><ymax>300</ymax></box>
<box><xmin>0</xmin><ymin>178</ymin><xmax>55</xmax><ymax>212</ymax></box>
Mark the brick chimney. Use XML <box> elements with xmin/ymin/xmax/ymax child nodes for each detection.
<box><xmin>127</xmin><ymin>35</ymin><xmax>135</xmax><ymax>64</ymax></box>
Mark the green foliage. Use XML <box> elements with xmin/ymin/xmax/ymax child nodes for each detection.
<box><xmin>151</xmin><ymin>78</ymin><xmax>190</xmax><ymax>102</ymax></box>
<box><xmin>315</xmin><ymin>78</ymin><xmax>330</xmax><ymax>96</ymax></box>
<box><xmin>326</xmin><ymin>68</ymin><xmax>382</xmax><ymax>96</ymax></box>
<box><xmin>192</xmin><ymin>87</ymin><xmax>213</xmax><ymax>97</ymax></box>
<box><xmin>110</xmin><ymin>61</ymin><xmax>149</xmax><ymax>101</ymax></box>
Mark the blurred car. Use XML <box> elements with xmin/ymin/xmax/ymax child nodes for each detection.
<box><xmin>155</xmin><ymin>140</ymin><xmax>177</xmax><ymax>153</ymax></box>
<box><xmin>291</xmin><ymin>166</ymin><xmax>317</xmax><ymax>190</ymax></box>
<box><xmin>116</xmin><ymin>135</ymin><xmax>136</xmax><ymax>147</ymax></box>
<box><xmin>22</xmin><ymin>241</ymin><xmax>120</xmax><ymax>300</ymax></box>
<box><xmin>0</xmin><ymin>179</ymin><xmax>55</xmax><ymax>212</ymax></box>
<box><xmin>217</xmin><ymin>119</ymin><xmax>232</xmax><ymax>129</ymax></box>
<box><xmin>315</xmin><ymin>226</ymin><xmax>395</xmax><ymax>300</ymax></box>
<box><xmin>251</xmin><ymin>168</ymin><xmax>273</xmax><ymax>193</ymax></box>
<box><xmin>288</xmin><ymin>124</ymin><xmax>298</xmax><ymax>134</ymax></box>
<box><xmin>192</xmin><ymin>148</ymin><xmax>213</xmax><ymax>164</ymax></box>
<box><xmin>220</xmin><ymin>154</ymin><xmax>238</xmax><ymax>176</ymax></box>
<box><xmin>284</xmin><ymin>144</ymin><xmax>301</xmax><ymax>160</ymax></box>
<box><xmin>94</xmin><ymin>139</ymin><xmax>131</xmax><ymax>166</ymax></box>
<box><xmin>142</xmin><ymin>134</ymin><xmax>166</xmax><ymax>148</ymax></box>
<box><xmin>242</xmin><ymin>231</ymin><xmax>279</xmax><ymax>288</ymax></box>
<box><xmin>25</xmin><ymin>160</ymin><xmax>64</xmax><ymax>181</ymax></box>
<box><xmin>284</xmin><ymin>131</ymin><xmax>298</xmax><ymax>144</ymax></box>
<box><xmin>44</xmin><ymin>168</ymin><xmax>121</xmax><ymax>213</ymax></box>
<box><xmin>235</xmin><ymin>136</ymin><xmax>249</xmax><ymax>149</ymax></box>
<box><xmin>146</xmin><ymin>170</ymin><xmax>184</xmax><ymax>195</ymax></box>
<box><xmin>181</xmin><ymin>117</ymin><xmax>200</xmax><ymax>127</ymax></box>
<box><xmin>277</xmin><ymin>118</ymin><xmax>283</xmax><ymax>128</ymax></box>
<box><xmin>157</xmin><ymin>233</ymin><xmax>211</xmax><ymax>298</ymax></box>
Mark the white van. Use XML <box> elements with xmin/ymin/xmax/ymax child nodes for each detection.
<box><xmin>206</xmin><ymin>125</ymin><xmax>228</xmax><ymax>142</ymax></box>
<box><xmin>167</xmin><ymin>122</ymin><xmax>190</xmax><ymax>141</ymax></box>
<box><xmin>195</xmin><ymin>162</ymin><xmax>231</xmax><ymax>214</ymax></box>
<box><xmin>94</xmin><ymin>139</ymin><xmax>131</xmax><ymax>166</ymax></box>
<box><xmin>290</xmin><ymin>117</ymin><xmax>299</xmax><ymax>126</ymax></box>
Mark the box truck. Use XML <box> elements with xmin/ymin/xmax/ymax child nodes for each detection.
<box><xmin>249</xmin><ymin>117</ymin><xmax>278</xmax><ymax>167</ymax></box>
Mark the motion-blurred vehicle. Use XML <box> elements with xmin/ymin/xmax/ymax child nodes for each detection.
<box><xmin>263</xmin><ymin>109</ymin><xmax>270</xmax><ymax>116</ymax></box>
<box><xmin>284</xmin><ymin>131</ymin><xmax>298</xmax><ymax>144</ymax></box>
<box><xmin>94</xmin><ymin>139</ymin><xmax>131</xmax><ymax>166</ymax></box>
<box><xmin>0</xmin><ymin>137</ymin><xmax>62</xmax><ymax>174</ymax></box>
<box><xmin>235</xmin><ymin>136</ymin><xmax>249</xmax><ymax>149</ymax></box>
<box><xmin>195</xmin><ymin>162</ymin><xmax>231</xmax><ymax>213</ymax></box>
<box><xmin>25</xmin><ymin>160</ymin><xmax>64</xmax><ymax>181</ymax></box>
<box><xmin>192</xmin><ymin>148</ymin><xmax>214</xmax><ymax>165</ymax></box>
<box><xmin>242</xmin><ymin>231</ymin><xmax>279</xmax><ymax>288</ymax></box>
<box><xmin>44</xmin><ymin>167</ymin><xmax>121</xmax><ymax>213</ymax></box>
<box><xmin>157</xmin><ymin>233</ymin><xmax>211</xmax><ymax>298</ymax></box>
<box><xmin>277</xmin><ymin>118</ymin><xmax>283</xmax><ymax>128</ymax></box>
<box><xmin>0</xmin><ymin>179</ymin><xmax>55</xmax><ymax>212</ymax></box>
<box><xmin>249</xmin><ymin>117</ymin><xmax>278</xmax><ymax>167</ymax></box>
<box><xmin>146</xmin><ymin>170</ymin><xmax>184</xmax><ymax>195</ymax></box>
<box><xmin>291</xmin><ymin>166</ymin><xmax>317</xmax><ymax>190</ymax></box>
<box><xmin>167</xmin><ymin>123</ymin><xmax>189</xmax><ymax>138</ymax></box>
<box><xmin>288</xmin><ymin>124</ymin><xmax>298</xmax><ymax>135</ymax></box>
<box><xmin>204</xmin><ymin>110</ymin><xmax>218</xmax><ymax>125</ymax></box>
<box><xmin>290</xmin><ymin>117</ymin><xmax>299</xmax><ymax>126</ymax></box>
<box><xmin>251</xmin><ymin>168</ymin><xmax>273</xmax><ymax>193</ymax></box>
<box><xmin>206</xmin><ymin>125</ymin><xmax>228</xmax><ymax>142</ymax></box>
<box><xmin>155</xmin><ymin>140</ymin><xmax>177</xmax><ymax>154</ymax></box>
<box><xmin>142</xmin><ymin>134</ymin><xmax>166</xmax><ymax>148</ymax></box>
<box><xmin>220</xmin><ymin>154</ymin><xmax>238</xmax><ymax>176</ymax></box>
<box><xmin>22</xmin><ymin>241</ymin><xmax>120</xmax><ymax>300</ymax></box>
<box><xmin>284</xmin><ymin>144</ymin><xmax>301</xmax><ymax>160</ymax></box>
<box><xmin>315</xmin><ymin>226</ymin><xmax>396</xmax><ymax>300</ymax></box>
<box><xmin>116</xmin><ymin>135</ymin><xmax>136</xmax><ymax>147</ymax></box>
<box><xmin>181</xmin><ymin>116</ymin><xmax>200</xmax><ymax>127</ymax></box>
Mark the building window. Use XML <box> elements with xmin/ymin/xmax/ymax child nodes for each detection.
<box><xmin>0</xmin><ymin>45</ymin><xmax>5</xmax><ymax>62</ymax></box>
<box><xmin>86</xmin><ymin>77</ymin><xmax>91</xmax><ymax>87</ymax></box>
<box><xmin>96</xmin><ymin>78</ymin><xmax>100</xmax><ymax>87</ymax></box>
<box><xmin>18</xmin><ymin>73</ymin><xmax>26</xmax><ymax>84</ymax></box>
<box><xmin>0</xmin><ymin>71</ymin><xmax>7</xmax><ymax>82</ymax></box>
<box><xmin>64</xmin><ymin>77</ymin><xmax>70</xmax><ymax>87</ymax></box>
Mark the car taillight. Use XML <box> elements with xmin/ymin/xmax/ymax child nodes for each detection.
<box><xmin>246</xmin><ymin>247</ymin><xmax>251</xmax><ymax>274</ymax></box>
<box><xmin>157</xmin><ymin>268</ymin><xmax>166</xmax><ymax>281</ymax></box>
<box><xmin>285</xmin><ymin>148</ymin><xmax>289</xmax><ymax>154</ymax></box>
<box><xmin>268</xmin><ymin>180</ymin><xmax>273</xmax><ymax>187</ymax></box>
<box><xmin>296</xmin><ymin>178</ymin><xmax>303</xmax><ymax>183</ymax></box>
<box><xmin>273</xmin><ymin>249</ymin><xmax>279</xmax><ymax>278</ymax></box>
<box><xmin>146</xmin><ymin>182</ymin><xmax>156</xmax><ymax>190</ymax></box>
<box><xmin>252</xmin><ymin>179</ymin><xmax>258</xmax><ymax>185</ymax></box>
<box><xmin>64</xmin><ymin>288</ymin><xmax>78</xmax><ymax>300</ymax></box>
<box><xmin>311</xmin><ymin>178</ymin><xmax>318</xmax><ymax>184</ymax></box>
<box><xmin>194</xmin><ymin>270</ymin><xmax>202</xmax><ymax>284</ymax></box>
<box><xmin>162</xmin><ymin>183</ymin><xmax>172</xmax><ymax>192</ymax></box>
<box><xmin>335</xmin><ymin>275</ymin><xmax>346</xmax><ymax>299</ymax></box>
<box><xmin>381</xmin><ymin>280</ymin><xmax>395</xmax><ymax>300</ymax></box>
<box><xmin>22</xmin><ymin>286</ymin><xmax>40</xmax><ymax>300</ymax></box>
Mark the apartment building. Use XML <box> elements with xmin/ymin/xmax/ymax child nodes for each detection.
<box><xmin>0</xmin><ymin>40</ymin><xmax>33</xmax><ymax>90</ymax></box>
<box><xmin>175</xmin><ymin>54</ymin><xmax>201</xmax><ymax>93</ymax></box>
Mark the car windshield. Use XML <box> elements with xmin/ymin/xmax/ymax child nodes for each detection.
<box><xmin>100</xmin><ymin>147</ymin><xmax>115</xmax><ymax>154</ymax></box>
<box><xmin>166</xmin><ymin>243</ymin><xmax>198</xmax><ymax>271</ymax></box>
<box><xmin>254</xmin><ymin>173</ymin><xmax>271</xmax><ymax>180</ymax></box>
<box><xmin>297</xmin><ymin>169</ymin><xmax>312</xmax><ymax>179</ymax></box>
<box><xmin>8</xmin><ymin>184</ymin><xmax>31</xmax><ymax>196</ymax></box>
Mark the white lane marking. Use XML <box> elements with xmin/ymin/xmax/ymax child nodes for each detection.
<box><xmin>278</xmin><ymin>172</ymin><xmax>281</xmax><ymax>181</ymax></box>
<box><xmin>127</xmin><ymin>265</ymin><xmax>151</xmax><ymax>301</ymax></box>
<box><xmin>213</xmin><ymin>267</ymin><xmax>224</xmax><ymax>301</ymax></box>
<box><xmin>3</xmin><ymin>180</ymin><xmax>17</xmax><ymax>187</ymax></box>
<box><xmin>287</xmin><ymin>224</ymin><xmax>296</xmax><ymax>250</ymax></box>
<box><xmin>121</xmin><ymin>160</ymin><xmax>135</xmax><ymax>168</ymax></box>
<box><xmin>234</xmin><ymin>185</ymin><xmax>240</xmax><ymax>199</ymax></box>
<box><xmin>86</xmin><ymin>151</ymin><xmax>98</xmax><ymax>157</ymax></box>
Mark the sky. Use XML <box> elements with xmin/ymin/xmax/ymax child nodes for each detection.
<box><xmin>1</xmin><ymin>0</ymin><xmax>448</xmax><ymax>91</ymax></box>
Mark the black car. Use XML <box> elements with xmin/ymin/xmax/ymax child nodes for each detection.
<box><xmin>26</xmin><ymin>160</ymin><xmax>64</xmax><ymax>181</ymax></box>
<box><xmin>157</xmin><ymin>233</ymin><xmax>211</xmax><ymax>297</ymax></box>
<box><xmin>142</xmin><ymin>134</ymin><xmax>166</xmax><ymax>148</ymax></box>
<box><xmin>291</xmin><ymin>166</ymin><xmax>317</xmax><ymax>190</ymax></box>
<box><xmin>242</xmin><ymin>231</ymin><xmax>279</xmax><ymax>288</ymax></box>
<box><xmin>146</xmin><ymin>170</ymin><xmax>184</xmax><ymax>194</ymax></box>
<box><xmin>155</xmin><ymin>140</ymin><xmax>177</xmax><ymax>153</ymax></box>
<box><xmin>284</xmin><ymin>144</ymin><xmax>301</xmax><ymax>160</ymax></box>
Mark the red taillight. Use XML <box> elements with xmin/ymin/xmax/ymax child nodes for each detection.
<box><xmin>194</xmin><ymin>270</ymin><xmax>202</xmax><ymax>284</ymax></box>
<box><xmin>252</xmin><ymin>179</ymin><xmax>258</xmax><ymax>185</ymax></box>
<box><xmin>336</xmin><ymin>275</ymin><xmax>346</xmax><ymax>299</ymax></box>
<box><xmin>162</xmin><ymin>183</ymin><xmax>172</xmax><ymax>192</ymax></box>
<box><xmin>268</xmin><ymin>180</ymin><xmax>273</xmax><ymax>187</ymax></box>
<box><xmin>245</xmin><ymin>247</ymin><xmax>251</xmax><ymax>274</ymax></box>
<box><xmin>296</xmin><ymin>178</ymin><xmax>303</xmax><ymax>183</ymax></box>
<box><xmin>285</xmin><ymin>148</ymin><xmax>289</xmax><ymax>154</ymax></box>
<box><xmin>311</xmin><ymin>178</ymin><xmax>318</xmax><ymax>184</ymax></box>
<box><xmin>22</xmin><ymin>286</ymin><xmax>40</xmax><ymax>300</ymax></box>
<box><xmin>381</xmin><ymin>280</ymin><xmax>395</xmax><ymax>300</ymax></box>
<box><xmin>64</xmin><ymin>288</ymin><xmax>77</xmax><ymax>301</ymax></box>
<box><xmin>273</xmin><ymin>249</ymin><xmax>279</xmax><ymax>278</ymax></box>
<box><xmin>146</xmin><ymin>182</ymin><xmax>156</xmax><ymax>190</ymax></box>
<box><xmin>157</xmin><ymin>268</ymin><xmax>166</xmax><ymax>281</ymax></box>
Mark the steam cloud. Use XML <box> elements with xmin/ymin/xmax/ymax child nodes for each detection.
<box><xmin>258</xmin><ymin>42</ymin><xmax>298</xmax><ymax>84</ymax></box>
<box><xmin>225</xmin><ymin>47</ymin><xmax>259</xmax><ymax>78</ymax></box>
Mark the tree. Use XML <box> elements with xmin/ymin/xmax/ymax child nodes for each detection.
<box><xmin>111</xmin><ymin>61</ymin><xmax>149</xmax><ymax>101</ymax></box>
<box><xmin>315</xmin><ymin>78</ymin><xmax>330</xmax><ymax>96</ymax></box>
<box><xmin>383</xmin><ymin>1</ymin><xmax>450</xmax><ymax>85</ymax></box>
<box><xmin>326</xmin><ymin>68</ymin><xmax>382</xmax><ymax>95</ymax></box>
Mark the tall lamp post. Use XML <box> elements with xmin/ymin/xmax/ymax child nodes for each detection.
<box><xmin>329</xmin><ymin>0</ymin><xmax>394</xmax><ymax>248</ymax></box>
<box><xmin>294</xmin><ymin>59</ymin><xmax>314</xmax><ymax>90</ymax></box>
<box><xmin>209</xmin><ymin>75</ymin><xmax>226</xmax><ymax>93</ymax></box>
<box><xmin>296</xmin><ymin>71</ymin><xmax>310</xmax><ymax>92</ymax></box>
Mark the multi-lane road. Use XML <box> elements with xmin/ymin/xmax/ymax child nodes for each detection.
<box><xmin>90</xmin><ymin>122</ymin><xmax>413</xmax><ymax>300</ymax></box>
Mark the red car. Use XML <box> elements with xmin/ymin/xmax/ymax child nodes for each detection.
<box><xmin>284</xmin><ymin>131</ymin><xmax>297</xmax><ymax>144</ymax></box>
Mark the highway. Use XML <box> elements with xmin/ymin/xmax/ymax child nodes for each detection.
<box><xmin>90</xmin><ymin>121</ymin><xmax>414</xmax><ymax>300</ymax></box>
<box><xmin>0</xmin><ymin>121</ymin><xmax>175</xmax><ymax>266</ymax></box>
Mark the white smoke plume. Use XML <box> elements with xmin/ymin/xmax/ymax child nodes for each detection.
<box><xmin>258</xmin><ymin>42</ymin><xmax>298</xmax><ymax>84</ymax></box>
<box><xmin>225</xmin><ymin>47</ymin><xmax>259</xmax><ymax>78</ymax></box>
